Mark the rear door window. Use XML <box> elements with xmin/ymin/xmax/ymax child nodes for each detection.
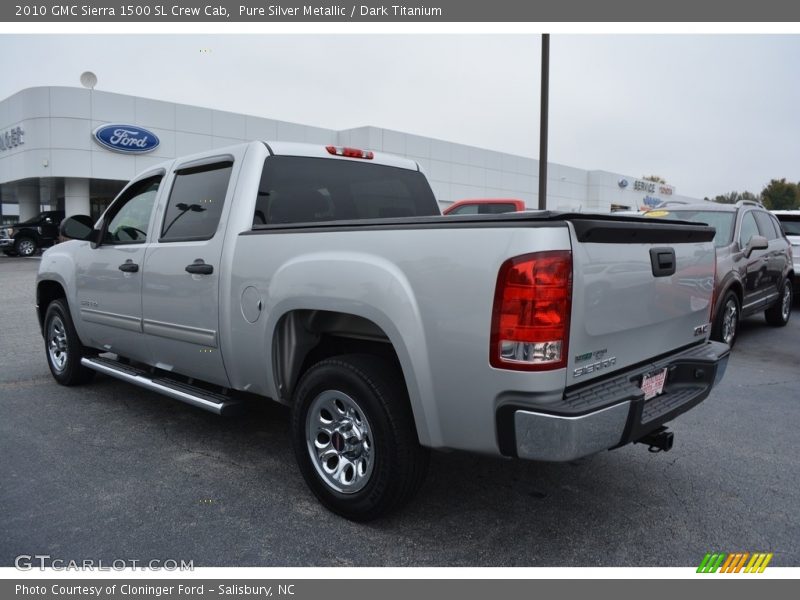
<box><xmin>754</xmin><ymin>211</ymin><xmax>779</xmax><ymax>239</ymax></box>
<box><xmin>161</xmin><ymin>161</ymin><xmax>233</xmax><ymax>242</ymax></box>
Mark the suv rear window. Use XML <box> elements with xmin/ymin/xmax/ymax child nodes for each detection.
<box><xmin>253</xmin><ymin>156</ymin><xmax>439</xmax><ymax>226</ymax></box>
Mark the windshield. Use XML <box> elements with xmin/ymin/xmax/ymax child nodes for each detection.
<box><xmin>645</xmin><ymin>210</ymin><xmax>735</xmax><ymax>248</ymax></box>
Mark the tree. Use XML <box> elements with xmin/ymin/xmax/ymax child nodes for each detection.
<box><xmin>711</xmin><ymin>190</ymin><xmax>759</xmax><ymax>204</ymax></box>
<box><xmin>642</xmin><ymin>175</ymin><xmax>666</xmax><ymax>184</ymax></box>
<box><xmin>760</xmin><ymin>179</ymin><xmax>799</xmax><ymax>210</ymax></box>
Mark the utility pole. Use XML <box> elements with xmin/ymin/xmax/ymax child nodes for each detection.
<box><xmin>538</xmin><ymin>34</ymin><xmax>550</xmax><ymax>210</ymax></box>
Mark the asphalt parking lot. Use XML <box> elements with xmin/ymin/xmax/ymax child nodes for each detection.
<box><xmin>1</xmin><ymin>255</ymin><xmax>798</xmax><ymax>567</ymax></box>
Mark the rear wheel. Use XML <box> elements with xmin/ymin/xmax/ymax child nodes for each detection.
<box><xmin>765</xmin><ymin>278</ymin><xmax>792</xmax><ymax>326</ymax></box>
<box><xmin>14</xmin><ymin>237</ymin><xmax>37</xmax><ymax>257</ymax></box>
<box><xmin>712</xmin><ymin>291</ymin><xmax>740</xmax><ymax>346</ymax></box>
<box><xmin>290</xmin><ymin>354</ymin><xmax>429</xmax><ymax>521</ymax></box>
<box><xmin>44</xmin><ymin>299</ymin><xmax>96</xmax><ymax>385</ymax></box>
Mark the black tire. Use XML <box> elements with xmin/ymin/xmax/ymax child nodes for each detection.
<box><xmin>290</xmin><ymin>354</ymin><xmax>429</xmax><ymax>521</ymax></box>
<box><xmin>14</xmin><ymin>237</ymin><xmax>37</xmax><ymax>257</ymax></box>
<box><xmin>765</xmin><ymin>278</ymin><xmax>793</xmax><ymax>326</ymax></box>
<box><xmin>711</xmin><ymin>290</ymin><xmax>740</xmax><ymax>347</ymax></box>
<box><xmin>43</xmin><ymin>299</ymin><xmax>96</xmax><ymax>386</ymax></box>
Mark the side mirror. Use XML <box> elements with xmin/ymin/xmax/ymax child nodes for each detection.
<box><xmin>60</xmin><ymin>215</ymin><xmax>97</xmax><ymax>242</ymax></box>
<box><xmin>745</xmin><ymin>234</ymin><xmax>768</xmax><ymax>257</ymax></box>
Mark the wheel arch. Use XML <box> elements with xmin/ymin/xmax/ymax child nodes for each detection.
<box><xmin>36</xmin><ymin>279</ymin><xmax>67</xmax><ymax>335</ymax></box>
<box><xmin>271</xmin><ymin>307</ymin><xmax>437</xmax><ymax>447</ymax></box>
<box><xmin>715</xmin><ymin>276</ymin><xmax>743</xmax><ymax>319</ymax></box>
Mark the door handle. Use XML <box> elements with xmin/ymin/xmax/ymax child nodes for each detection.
<box><xmin>649</xmin><ymin>247</ymin><xmax>676</xmax><ymax>277</ymax></box>
<box><xmin>185</xmin><ymin>259</ymin><xmax>213</xmax><ymax>275</ymax></box>
<box><xmin>118</xmin><ymin>260</ymin><xmax>139</xmax><ymax>273</ymax></box>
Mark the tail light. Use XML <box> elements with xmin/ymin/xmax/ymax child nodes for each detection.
<box><xmin>490</xmin><ymin>250</ymin><xmax>572</xmax><ymax>371</ymax></box>
<box><xmin>325</xmin><ymin>145</ymin><xmax>374</xmax><ymax>159</ymax></box>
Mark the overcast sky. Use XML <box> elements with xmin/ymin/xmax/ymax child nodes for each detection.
<box><xmin>1</xmin><ymin>34</ymin><xmax>798</xmax><ymax>198</ymax></box>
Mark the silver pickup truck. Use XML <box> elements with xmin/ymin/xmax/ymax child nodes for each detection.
<box><xmin>37</xmin><ymin>141</ymin><xmax>729</xmax><ymax>520</ymax></box>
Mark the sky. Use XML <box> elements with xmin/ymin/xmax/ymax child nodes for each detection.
<box><xmin>1</xmin><ymin>34</ymin><xmax>799</xmax><ymax>199</ymax></box>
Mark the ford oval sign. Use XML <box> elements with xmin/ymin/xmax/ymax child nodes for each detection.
<box><xmin>92</xmin><ymin>124</ymin><xmax>160</xmax><ymax>154</ymax></box>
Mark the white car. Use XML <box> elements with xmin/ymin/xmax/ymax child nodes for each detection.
<box><xmin>773</xmin><ymin>210</ymin><xmax>800</xmax><ymax>292</ymax></box>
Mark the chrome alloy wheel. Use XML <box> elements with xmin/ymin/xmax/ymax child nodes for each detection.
<box><xmin>781</xmin><ymin>283</ymin><xmax>792</xmax><ymax>321</ymax></box>
<box><xmin>17</xmin><ymin>239</ymin><xmax>35</xmax><ymax>256</ymax></box>
<box><xmin>721</xmin><ymin>298</ymin><xmax>738</xmax><ymax>345</ymax></box>
<box><xmin>306</xmin><ymin>390</ymin><xmax>374</xmax><ymax>494</ymax></box>
<box><xmin>48</xmin><ymin>315</ymin><xmax>68</xmax><ymax>372</ymax></box>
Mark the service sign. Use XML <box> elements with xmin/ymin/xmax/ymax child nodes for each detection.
<box><xmin>92</xmin><ymin>123</ymin><xmax>160</xmax><ymax>154</ymax></box>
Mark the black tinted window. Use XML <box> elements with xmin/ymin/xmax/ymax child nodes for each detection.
<box><xmin>161</xmin><ymin>161</ymin><xmax>232</xmax><ymax>241</ymax></box>
<box><xmin>254</xmin><ymin>156</ymin><xmax>439</xmax><ymax>226</ymax></box>
<box><xmin>777</xmin><ymin>215</ymin><xmax>800</xmax><ymax>235</ymax></box>
<box><xmin>481</xmin><ymin>203</ymin><xmax>518</xmax><ymax>214</ymax></box>
<box><xmin>449</xmin><ymin>204</ymin><xmax>479</xmax><ymax>215</ymax></box>
<box><xmin>754</xmin><ymin>211</ymin><xmax>779</xmax><ymax>239</ymax></box>
<box><xmin>104</xmin><ymin>176</ymin><xmax>161</xmax><ymax>244</ymax></box>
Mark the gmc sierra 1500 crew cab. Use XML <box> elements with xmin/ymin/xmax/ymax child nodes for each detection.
<box><xmin>37</xmin><ymin>141</ymin><xmax>729</xmax><ymax>520</ymax></box>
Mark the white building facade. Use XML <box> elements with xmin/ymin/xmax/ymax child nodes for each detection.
<box><xmin>0</xmin><ymin>86</ymin><xmax>699</xmax><ymax>223</ymax></box>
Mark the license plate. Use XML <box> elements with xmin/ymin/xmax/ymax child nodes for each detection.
<box><xmin>641</xmin><ymin>367</ymin><xmax>668</xmax><ymax>401</ymax></box>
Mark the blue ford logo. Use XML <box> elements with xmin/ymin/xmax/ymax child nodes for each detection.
<box><xmin>93</xmin><ymin>124</ymin><xmax>160</xmax><ymax>154</ymax></box>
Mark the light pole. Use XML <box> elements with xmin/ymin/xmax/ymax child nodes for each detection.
<box><xmin>538</xmin><ymin>34</ymin><xmax>550</xmax><ymax>211</ymax></box>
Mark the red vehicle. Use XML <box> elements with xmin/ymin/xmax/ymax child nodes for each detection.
<box><xmin>443</xmin><ymin>198</ymin><xmax>526</xmax><ymax>215</ymax></box>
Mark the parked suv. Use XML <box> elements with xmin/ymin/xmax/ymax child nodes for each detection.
<box><xmin>1</xmin><ymin>210</ymin><xmax>65</xmax><ymax>257</ymax></box>
<box><xmin>645</xmin><ymin>201</ymin><xmax>793</xmax><ymax>346</ymax></box>
<box><xmin>773</xmin><ymin>210</ymin><xmax>800</xmax><ymax>295</ymax></box>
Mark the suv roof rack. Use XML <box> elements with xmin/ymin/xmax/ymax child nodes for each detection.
<box><xmin>735</xmin><ymin>199</ymin><xmax>764</xmax><ymax>208</ymax></box>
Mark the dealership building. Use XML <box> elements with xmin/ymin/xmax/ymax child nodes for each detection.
<box><xmin>0</xmin><ymin>86</ymin><xmax>699</xmax><ymax>224</ymax></box>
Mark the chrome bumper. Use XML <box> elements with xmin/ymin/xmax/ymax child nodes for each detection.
<box><xmin>507</xmin><ymin>340</ymin><xmax>730</xmax><ymax>462</ymax></box>
<box><xmin>515</xmin><ymin>402</ymin><xmax>630</xmax><ymax>462</ymax></box>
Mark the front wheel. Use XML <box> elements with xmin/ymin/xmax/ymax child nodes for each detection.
<box><xmin>44</xmin><ymin>299</ymin><xmax>96</xmax><ymax>385</ymax></box>
<box><xmin>765</xmin><ymin>278</ymin><xmax>793</xmax><ymax>326</ymax></box>
<box><xmin>14</xmin><ymin>237</ymin><xmax>37</xmax><ymax>257</ymax></box>
<box><xmin>290</xmin><ymin>354</ymin><xmax>429</xmax><ymax>521</ymax></box>
<box><xmin>712</xmin><ymin>290</ymin><xmax>740</xmax><ymax>347</ymax></box>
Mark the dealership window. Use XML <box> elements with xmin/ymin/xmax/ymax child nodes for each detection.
<box><xmin>103</xmin><ymin>176</ymin><xmax>162</xmax><ymax>245</ymax></box>
<box><xmin>161</xmin><ymin>161</ymin><xmax>233</xmax><ymax>242</ymax></box>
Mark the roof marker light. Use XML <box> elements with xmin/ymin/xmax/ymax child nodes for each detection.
<box><xmin>325</xmin><ymin>145</ymin><xmax>374</xmax><ymax>160</ymax></box>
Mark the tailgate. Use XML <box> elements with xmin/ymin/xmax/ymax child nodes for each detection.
<box><xmin>566</xmin><ymin>217</ymin><xmax>716</xmax><ymax>385</ymax></box>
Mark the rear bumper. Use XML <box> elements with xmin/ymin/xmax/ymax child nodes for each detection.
<box><xmin>501</xmin><ymin>341</ymin><xmax>730</xmax><ymax>462</ymax></box>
